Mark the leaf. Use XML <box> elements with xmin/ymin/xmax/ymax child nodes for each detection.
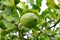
<box><xmin>38</xmin><ymin>16</ymin><xmax>45</xmax><ymax>26</ymax></box>
<box><xmin>3</xmin><ymin>7</ymin><xmax>19</xmax><ymax>22</ymax></box>
<box><xmin>32</xmin><ymin>5</ymin><xmax>40</xmax><ymax>12</ymax></box>
<box><xmin>3</xmin><ymin>20</ymin><xmax>15</xmax><ymax>29</ymax></box>
<box><xmin>57</xmin><ymin>3</ymin><xmax>60</xmax><ymax>8</ymax></box>
<box><xmin>41</xmin><ymin>8</ymin><xmax>58</xmax><ymax>19</ymax></box>
<box><xmin>22</xmin><ymin>27</ymin><xmax>29</xmax><ymax>33</ymax></box>
<box><xmin>38</xmin><ymin>33</ymin><xmax>50</xmax><ymax>40</ymax></box>
<box><xmin>14</xmin><ymin>0</ymin><xmax>20</xmax><ymax>5</ymax></box>
<box><xmin>0</xmin><ymin>12</ymin><xmax>3</xmax><ymax>20</ymax></box>
<box><xmin>0</xmin><ymin>20</ymin><xmax>17</xmax><ymax>39</ymax></box>
<box><xmin>1</xmin><ymin>0</ymin><xmax>15</xmax><ymax>7</ymax></box>
<box><xmin>46</xmin><ymin>0</ymin><xmax>59</xmax><ymax>9</ymax></box>
<box><xmin>17</xmin><ymin>2</ymin><xmax>28</xmax><ymax>9</ymax></box>
<box><xmin>58</xmin><ymin>0</ymin><xmax>60</xmax><ymax>3</ymax></box>
<box><xmin>51</xmin><ymin>13</ymin><xmax>58</xmax><ymax>19</ymax></box>
<box><xmin>32</xmin><ymin>29</ymin><xmax>39</xmax><ymax>37</ymax></box>
<box><xmin>0</xmin><ymin>20</ymin><xmax>6</xmax><ymax>29</ymax></box>
<box><xmin>9</xmin><ymin>0</ymin><xmax>15</xmax><ymax>5</ymax></box>
<box><xmin>36</xmin><ymin>0</ymin><xmax>42</xmax><ymax>6</ymax></box>
<box><xmin>21</xmin><ymin>9</ymin><xmax>39</xmax><ymax>16</ymax></box>
<box><xmin>28</xmin><ymin>0</ymin><xmax>34</xmax><ymax>5</ymax></box>
<box><xmin>56</xmin><ymin>9</ymin><xmax>60</xmax><ymax>15</ymax></box>
<box><xmin>43</xmin><ymin>22</ymin><xmax>50</xmax><ymax>28</ymax></box>
<box><xmin>56</xmin><ymin>27</ymin><xmax>60</xmax><ymax>32</ymax></box>
<box><xmin>0</xmin><ymin>28</ymin><xmax>2</xmax><ymax>36</ymax></box>
<box><xmin>0</xmin><ymin>4</ymin><xmax>6</xmax><ymax>10</ymax></box>
<box><xmin>41</xmin><ymin>8</ymin><xmax>51</xmax><ymax>18</ymax></box>
<box><xmin>55</xmin><ymin>34</ymin><xmax>60</xmax><ymax>40</ymax></box>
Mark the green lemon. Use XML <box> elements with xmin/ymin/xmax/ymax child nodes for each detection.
<box><xmin>20</xmin><ymin>13</ymin><xmax>38</xmax><ymax>28</ymax></box>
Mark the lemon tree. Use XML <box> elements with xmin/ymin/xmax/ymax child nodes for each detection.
<box><xmin>0</xmin><ymin>0</ymin><xmax>60</xmax><ymax>40</ymax></box>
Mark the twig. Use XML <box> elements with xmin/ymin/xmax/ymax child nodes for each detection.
<box><xmin>15</xmin><ymin>22</ymin><xmax>23</xmax><ymax>40</ymax></box>
<box><xmin>33</xmin><ymin>19</ymin><xmax>60</xmax><ymax>40</ymax></box>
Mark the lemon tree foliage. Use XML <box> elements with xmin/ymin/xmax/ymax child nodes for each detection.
<box><xmin>0</xmin><ymin>0</ymin><xmax>60</xmax><ymax>40</ymax></box>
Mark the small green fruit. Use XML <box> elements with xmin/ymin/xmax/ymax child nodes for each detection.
<box><xmin>20</xmin><ymin>13</ymin><xmax>38</xmax><ymax>28</ymax></box>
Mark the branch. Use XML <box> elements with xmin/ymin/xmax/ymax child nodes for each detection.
<box><xmin>33</xmin><ymin>19</ymin><xmax>60</xmax><ymax>40</ymax></box>
<box><xmin>15</xmin><ymin>22</ymin><xmax>24</xmax><ymax>40</ymax></box>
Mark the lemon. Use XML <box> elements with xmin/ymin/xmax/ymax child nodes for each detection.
<box><xmin>20</xmin><ymin>13</ymin><xmax>38</xmax><ymax>28</ymax></box>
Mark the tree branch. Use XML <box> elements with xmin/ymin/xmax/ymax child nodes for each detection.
<box><xmin>33</xmin><ymin>19</ymin><xmax>60</xmax><ymax>40</ymax></box>
<box><xmin>15</xmin><ymin>22</ymin><xmax>24</xmax><ymax>40</ymax></box>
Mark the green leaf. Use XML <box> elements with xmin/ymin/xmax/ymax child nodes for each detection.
<box><xmin>0</xmin><ymin>4</ymin><xmax>6</xmax><ymax>10</ymax></box>
<box><xmin>38</xmin><ymin>33</ymin><xmax>50</xmax><ymax>40</ymax></box>
<box><xmin>43</xmin><ymin>22</ymin><xmax>50</xmax><ymax>28</ymax></box>
<box><xmin>46</xmin><ymin>0</ymin><xmax>59</xmax><ymax>9</ymax></box>
<box><xmin>17</xmin><ymin>2</ymin><xmax>28</xmax><ymax>9</ymax></box>
<box><xmin>38</xmin><ymin>16</ymin><xmax>45</xmax><ymax>26</ymax></box>
<box><xmin>3</xmin><ymin>7</ymin><xmax>19</xmax><ymax>22</ymax></box>
<box><xmin>0</xmin><ymin>12</ymin><xmax>3</xmax><ymax>20</ymax></box>
<box><xmin>56</xmin><ymin>27</ymin><xmax>60</xmax><ymax>32</ymax></box>
<box><xmin>0</xmin><ymin>28</ymin><xmax>2</xmax><ymax>38</ymax></box>
<box><xmin>21</xmin><ymin>9</ymin><xmax>39</xmax><ymax>16</ymax></box>
<box><xmin>0</xmin><ymin>28</ymin><xmax>2</xmax><ymax>40</ymax></box>
<box><xmin>14</xmin><ymin>0</ymin><xmax>20</xmax><ymax>5</ymax></box>
<box><xmin>9</xmin><ymin>0</ymin><xmax>15</xmax><ymax>5</ymax></box>
<box><xmin>55</xmin><ymin>34</ymin><xmax>60</xmax><ymax>40</ymax></box>
<box><xmin>57</xmin><ymin>3</ymin><xmax>60</xmax><ymax>8</ymax></box>
<box><xmin>41</xmin><ymin>8</ymin><xmax>58</xmax><ymax>19</ymax></box>
<box><xmin>1</xmin><ymin>0</ymin><xmax>15</xmax><ymax>7</ymax></box>
<box><xmin>3</xmin><ymin>20</ymin><xmax>15</xmax><ymax>29</ymax></box>
<box><xmin>0</xmin><ymin>20</ymin><xmax>6</xmax><ymax>29</ymax></box>
<box><xmin>56</xmin><ymin>9</ymin><xmax>60</xmax><ymax>15</ymax></box>
<box><xmin>32</xmin><ymin>29</ymin><xmax>38</xmax><ymax>37</ymax></box>
<box><xmin>22</xmin><ymin>27</ymin><xmax>29</xmax><ymax>33</ymax></box>
<box><xmin>41</xmin><ymin>8</ymin><xmax>51</xmax><ymax>18</ymax></box>
<box><xmin>51</xmin><ymin>13</ymin><xmax>58</xmax><ymax>19</ymax></box>
<box><xmin>32</xmin><ymin>5</ymin><xmax>40</xmax><ymax>12</ymax></box>
<box><xmin>58</xmin><ymin>0</ymin><xmax>60</xmax><ymax>2</ymax></box>
<box><xmin>28</xmin><ymin>0</ymin><xmax>34</xmax><ymax>5</ymax></box>
<box><xmin>36</xmin><ymin>0</ymin><xmax>42</xmax><ymax>6</ymax></box>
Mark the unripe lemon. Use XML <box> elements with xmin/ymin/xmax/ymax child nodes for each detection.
<box><xmin>20</xmin><ymin>13</ymin><xmax>38</xmax><ymax>28</ymax></box>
